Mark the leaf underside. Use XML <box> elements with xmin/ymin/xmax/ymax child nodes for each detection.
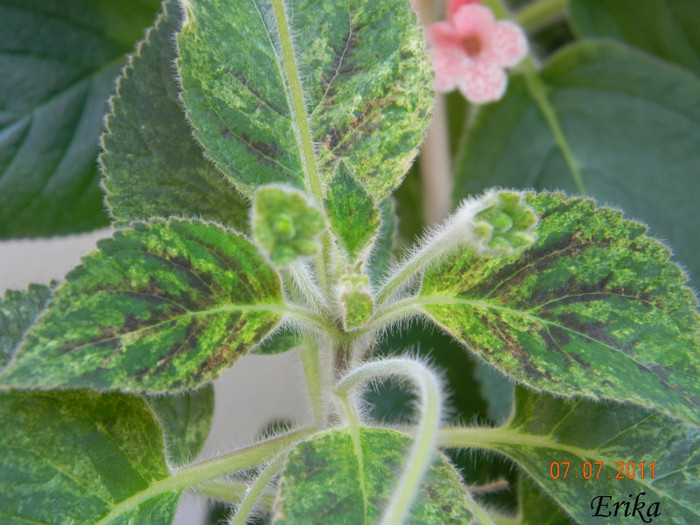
<box><xmin>495</xmin><ymin>388</ymin><xmax>699</xmax><ymax>524</ymax></box>
<box><xmin>0</xmin><ymin>390</ymin><xmax>179</xmax><ymax>524</ymax></box>
<box><xmin>274</xmin><ymin>428</ymin><xmax>474</xmax><ymax>524</ymax></box>
<box><xmin>176</xmin><ymin>0</ymin><xmax>432</xmax><ymax>200</ymax></box>
<box><xmin>0</xmin><ymin>219</ymin><xmax>283</xmax><ymax>393</ymax></box>
<box><xmin>0</xmin><ymin>0</ymin><xmax>160</xmax><ymax>238</ymax></box>
<box><xmin>101</xmin><ymin>0</ymin><xmax>249</xmax><ymax>230</ymax></box>
<box><xmin>421</xmin><ymin>192</ymin><xmax>700</xmax><ymax>425</ymax></box>
<box><xmin>454</xmin><ymin>41</ymin><xmax>700</xmax><ymax>288</ymax></box>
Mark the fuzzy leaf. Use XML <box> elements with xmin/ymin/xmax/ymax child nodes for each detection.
<box><xmin>420</xmin><ymin>193</ymin><xmax>700</xmax><ymax>425</ymax></box>
<box><xmin>147</xmin><ymin>384</ymin><xmax>214</xmax><ymax>467</ymax></box>
<box><xmin>252</xmin><ymin>327</ymin><xmax>302</xmax><ymax>356</ymax></box>
<box><xmin>0</xmin><ymin>283</ymin><xmax>53</xmax><ymax>368</ymax></box>
<box><xmin>273</xmin><ymin>428</ymin><xmax>474</xmax><ymax>524</ymax></box>
<box><xmin>325</xmin><ymin>163</ymin><xmax>380</xmax><ymax>260</ymax></box>
<box><xmin>101</xmin><ymin>0</ymin><xmax>248</xmax><ymax>229</ymax></box>
<box><xmin>0</xmin><ymin>219</ymin><xmax>283</xmax><ymax>392</ymax></box>
<box><xmin>367</xmin><ymin>199</ymin><xmax>398</xmax><ymax>286</ymax></box>
<box><xmin>0</xmin><ymin>0</ymin><xmax>159</xmax><ymax>238</ymax></box>
<box><xmin>570</xmin><ymin>0</ymin><xmax>700</xmax><ymax>73</ymax></box>
<box><xmin>454</xmin><ymin>41</ymin><xmax>700</xmax><ymax>288</ymax></box>
<box><xmin>176</xmin><ymin>0</ymin><xmax>432</xmax><ymax>199</ymax></box>
<box><xmin>0</xmin><ymin>390</ymin><xmax>180</xmax><ymax>524</ymax></box>
<box><xmin>485</xmin><ymin>388</ymin><xmax>700</xmax><ymax>524</ymax></box>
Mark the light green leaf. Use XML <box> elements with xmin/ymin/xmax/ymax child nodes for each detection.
<box><xmin>176</xmin><ymin>0</ymin><xmax>432</xmax><ymax>200</ymax></box>
<box><xmin>0</xmin><ymin>390</ymin><xmax>180</xmax><ymax>524</ymax></box>
<box><xmin>273</xmin><ymin>428</ymin><xmax>474</xmax><ymax>524</ymax></box>
<box><xmin>454</xmin><ymin>41</ymin><xmax>700</xmax><ymax>287</ymax></box>
<box><xmin>367</xmin><ymin>199</ymin><xmax>398</xmax><ymax>286</ymax></box>
<box><xmin>570</xmin><ymin>0</ymin><xmax>700</xmax><ymax>73</ymax></box>
<box><xmin>0</xmin><ymin>219</ymin><xmax>284</xmax><ymax>393</ymax></box>
<box><xmin>0</xmin><ymin>283</ymin><xmax>53</xmax><ymax>368</ymax></box>
<box><xmin>482</xmin><ymin>388</ymin><xmax>699</xmax><ymax>524</ymax></box>
<box><xmin>101</xmin><ymin>0</ymin><xmax>248</xmax><ymax>229</ymax></box>
<box><xmin>0</xmin><ymin>0</ymin><xmax>159</xmax><ymax>238</ymax></box>
<box><xmin>325</xmin><ymin>163</ymin><xmax>380</xmax><ymax>261</ymax></box>
<box><xmin>420</xmin><ymin>193</ymin><xmax>700</xmax><ymax>425</ymax></box>
<box><xmin>517</xmin><ymin>476</ymin><xmax>573</xmax><ymax>525</ymax></box>
<box><xmin>147</xmin><ymin>384</ymin><xmax>215</xmax><ymax>467</ymax></box>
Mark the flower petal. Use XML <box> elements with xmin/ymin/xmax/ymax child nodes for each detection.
<box><xmin>458</xmin><ymin>61</ymin><xmax>507</xmax><ymax>104</ymax></box>
<box><xmin>452</xmin><ymin>4</ymin><xmax>495</xmax><ymax>37</ymax></box>
<box><xmin>446</xmin><ymin>0</ymin><xmax>482</xmax><ymax>24</ymax></box>
<box><xmin>431</xmin><ymin>45</ymin><xmax>470</xmax><ymax>92</ymax></box>
<box><xmin>427</xmin><ymin>21</ymin><xmax>462</xmax><ymax>49</ymax></box>
<box><xmin>486</xmin><ymin>21</ymin><xmax>528</xmax><ymax>67</ymax></box>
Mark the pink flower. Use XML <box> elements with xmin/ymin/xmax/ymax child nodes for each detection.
<box><xmin>428</xmin><ymin>4</ymin><xmax>528</xmax><ymax>104</ymax></box>
<box><xmin>446</xmin><ymin>0</ymin><xmax>481</xmax><ymax>23</ymax></box>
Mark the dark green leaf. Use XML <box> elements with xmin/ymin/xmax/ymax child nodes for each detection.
<box><xmin>252</xmin><ymin>327</ymin><xmax>301</xmax><ymax>356</ymax></box>
<box><xmin>420</xmin><ymin>193</ymin><xmax>700</xmax><ymax>425</ymax></box>
<box><xmin>367</xmin><ymin>199</ymin><xmax>398</xmax><ymax>286</ymax></box>
<box><xmin>0</xmin><ymin>390</ymin><xmax>179</xmax><ymax>524</ymax></box>
<box><xmin>0</xmin><ymin>219</ymin><xmax>283</xmax><ymax>392</ymax></box>
<box><xmin>147</xmin><ymin>384</ymin><xmax>215</xmax><ymax>467</ymax></box>
<box><xmin>0</xmin><ymin>0</ymin><xmax>159</xmax><ymax>238</ymax></box>
<box><xmin>0</xmin><ymin>282</ymin><xmax>52</xmax><ymax>368</ymax></box>
<box><xmin>517</xmin><ymin>476</ymin><xmax>573</xmax><ymax>525</ymax></box>
<box><xmin>488</xmin><ymin>388</ymin><xmax>699</xmax><ymax>524</ymax></box>
<box><xmin>274</xmin><ymin>428</ymin><xmax>473</xmax><ymax>524</ymax></box>
<box><xmin>325</xmin><ymin>163</ymin><xmax>380</xmax><ymax>261</ymax></box>
<box><xmin>570</xmin><ymin>0</ymin><xmax>700</xmax><ymax>73</ymax></box>
<box><xmin>101</xmin><ymin>0</ymin><xmax>248</xmax><ymax>229</ymax></box>
<box><xmin>454</xmin><ymin>42</ymin><xmax>700</xmax><ymax>287</ymax></box>
<box><xmin>176</xmin><ymin>0</ymin><xmax>432</xmax><ymax>200</ymax></box>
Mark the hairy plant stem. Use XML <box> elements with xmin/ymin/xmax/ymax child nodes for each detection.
<box><xmin>516</xmin><ymin>0</ymin><xmax>568</xmax><ymax>31</ymax></box>
<box><xmin>300</xmin><ymin>336</ymin><xmax>328</xmax><ymax>427</ymax></box>
<box><xmin>335</xmin><ymin>358</ymin><xmax>443</xmax><ymax>525</ymax></box>
<box><xmin>285</xmin><ymin>262</ymin><xmax>326</xmax><ymax>312</ymax></box>
<box><xmin>95</xmin><ymin>428</ymin><xmax>314</xmax><ymax>525</ymax></box>
<box><xmin>230</xmin><ymin>453</ymin><xmax>287</xmax><ymax>525</ymax></box>
<box><xmin>193</xmin><ymin>480</ymin><xmax>275</xmax><ymax>508</ymax></box>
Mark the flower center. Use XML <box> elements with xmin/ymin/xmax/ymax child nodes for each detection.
<box><xmin>461</xmin><ymin>35</ymin><xmax>483</xmax><ymax>57</ymax></box>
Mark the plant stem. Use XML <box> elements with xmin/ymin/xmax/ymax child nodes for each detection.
<box><xmin>300</xmin><ymin>336</ymin><xmax>327</xmax><ymax>427</ymax></box>
<box><xmin>338</xmin><ymin>394</ymin><xmax>370</xmax><ymax>523</ymax></box>
<box><xmin>230</xmin><ymin>453</ymin><xmax>287</xmax><ymax>525</ymax></box>
<box><xmin>286</xmin><ymin>262</ymin><xmax>326</xmax><ymax>312</ymax></box>
<box><xmin>335</xmin><ymin>358</ymin><xmax>443</xmax><ymax>525</ymax></box>
<box><xmin>414</xmin><ymin>0</ymin><xmax>454</xmax><ymax>226</ymax></box>
<box><xmin>95</xmin><ymin>428</ymin><xmax>314</xmax><ymax>525</ymax></box>
<box><xmin>516</xmin><ymin>0</ymin><xmax>568</xmax><ymax>32</ymax></box>
<box><xmin>360</xmin><ymin>297</ymin><xmax>425</xmax><ymax>337</ymax></box>
<box><xmin>193</xmin><ymin>480</ymin><xmax>274</xmax><ymax>508</ymax></box>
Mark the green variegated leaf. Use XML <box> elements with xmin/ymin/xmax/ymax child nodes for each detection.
<box><xmin>0</xmin><ymin>390</ymin><xmax>180</xmax><ymax>524</ymax></box>
<box><xmin>101</xmin><ymin>0</ymin><xmax>248</xmax><ymax>229</ymax></box>
<box><xmin>147</xmin><ymin>384</ymin><xmax>214</xmax><ymax>467</ymax></box>
<box><xmin>0</xmin><ymin>283</ymin><xmax>53</xmax><ymax>368</ymax></box>
<box><xmin>0</xmin><ymin>0</ymin><xmax>159</xmax><ymax>238</ymax></box>
<box><xmin>450</xmin><ymin>388</ymin><xmax>700</xmax><ymax>524</ymax></box>
<box><xmin>517</xmin><ymin>476</ymin><xmax>573</xmax><ymax>525</ymax></box>
<box><xmin>252</xmin><ymin>327</ymin><xmax>301</xmax><ymax>355</ymax></box>
<box><xmin>367</xmin><ymin>199</ymin><xmax>398</xmax><ymax>286</ymax></box>
<box><xmin>325</xmin><ymin>163</ymin><xmax>380</xmax><ymax>261</ymax></box>
<box><xmin>0</xmin><ymin>219</ymin><xmax>283</xmax><ymax>392</ymax></box>
<box><xmin>454</xmin><ymin>41</ymin><xmax>700</xmax><ymax>288</ymax></box>
<box><xmin>420</xmin><ymin>193</ymin><xmax>700</xmax><ymax>425</ymax></box>
<box><xmin>570</xmin><ymin>0</ymin><xmax>700</xmax><ymax>73</ymax></box>
<box><xmin>273</xmin><ymin>428</ymin><xmax>474</xmax><ymax>524</ymax></box>
<box><xmin>176</xmin><ymin>0</ymin><xmax>432</xmax><ymax>199</ymax></box>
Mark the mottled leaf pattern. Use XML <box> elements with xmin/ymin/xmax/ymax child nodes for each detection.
<box><xmin>0</xmin><ymin>0</ymin><xmax>159</xmax><ymax>237</ymax></box>
<box><xmin>454</xmin><ymin>42</ymin><xmax>700</xmax><ymax>288</ymax></box>
<box><xmin>420</xmin><ymin>193</ymin><xmax>700</xmax><ymax>424</ymax></box>
<box><xmin>101</xmin><ymin>0</ymin><xmax>248</xmax><ymax>229</ymax></box>
<box><xmin>147</xmin><ymin>384</ymin><xmax>214</xmax><ymax>467</ymax></box>
<box><xmin>491</xmin><ymin>388</ymin><xmax>699</xmax><ymax>524</ymax></box>
<box><xmin>252</xmin><ymin>327</ymin><xmax>302</xmax><ymax>355</ymax></box>
<box><xmin>274</xmin><ymin>428</ymin><xmax>473</xmax><ymax>524</ymax></box>
<box><xmin>0</xmin><ymin>390</ymin><xmax>179</xmax><ymax>524</ymax></box>
<box><xmin>0</xmin><ymin>283</ymin><xmax>53</xmax><ymax>368</ymax></box>
<box><xmin>176</xmin><ymin>0</ymin><xmax>432</xmax><ymax>199</ymax></box>
<box><xmin>0</xmin><ymin>219</ymin><xmax>283</xmax><ymax>392</ymax></box>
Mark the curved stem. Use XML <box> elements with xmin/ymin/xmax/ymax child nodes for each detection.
<box><xmin>335</xmin><ymin>358</ymin><xmax>443</xmax><ymax>525</ymax></box>
<box><xmin>357</xmin><ymin>296</ymin><xmax>425</xmax><ymax>338</ymax></box>
<box><xmin>516</xmin><ymin>0</ymin><xmax>568</xmax><ymax>32</ymax></box>
<box><xmin>95</xmin><ymin>428</ymin><xmax>314</xmax><ymax>525</ymax></box>
<box><xmin>230</xmin><ymin>453</ymin><xmax>287</xmax><ymax>525</ymax></box>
